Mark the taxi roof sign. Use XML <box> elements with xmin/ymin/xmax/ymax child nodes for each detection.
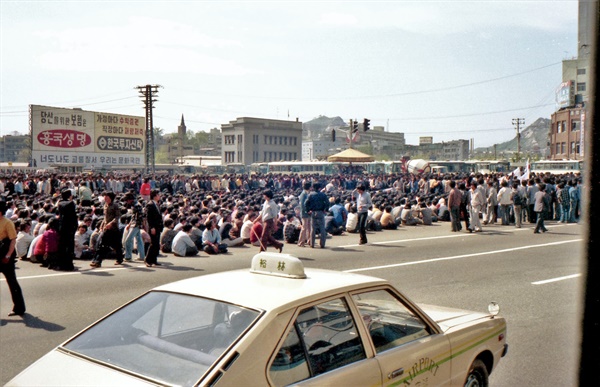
<box><xmin>250</xmin><ymin>252</ymin><xmax>307</xmax><ymax>279</ymax></box>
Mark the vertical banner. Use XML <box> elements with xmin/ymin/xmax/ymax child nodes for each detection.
<box><xmin>580</xmin><ymin>110</ymin><xmax>585</xmax><ymax>158</ymax></box>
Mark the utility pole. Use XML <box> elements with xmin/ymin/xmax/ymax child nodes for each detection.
<box><xmin>136</xmin><ymin>84</ymin><xmax>161</xmax><ymax>174</ymax></box>
<box><xmin>512</xmin><ymin>118</ymin><xmax>524</xmax><ymax>162</ymax></box>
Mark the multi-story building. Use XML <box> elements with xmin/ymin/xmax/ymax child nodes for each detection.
<box><xmin>549</xmin><ymin>0</ymin><xmax>595</xmax><ymax>161</ymax></box>
<box><xmin>221</xmin><ymin>117</ymin><xmax>303</xmax><ymax>166</ymax></box>
<box><xmin>0</xmin><ymin>134</ymin><xmax>29</xmax><ymax>163</ymax></box>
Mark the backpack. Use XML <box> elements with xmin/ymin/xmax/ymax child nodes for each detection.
<box><xmin>513</xmin><ymin>191</ymin><xmax>524</xmax><ymax>206</ymax></box>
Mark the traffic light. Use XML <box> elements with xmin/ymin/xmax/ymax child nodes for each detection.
<box><xmin>363</xmin><ymin>118</ymin><xmax>370</xmax><ymax>131</ymax></box>
<box><xmin>331</xmin><ymin>128</ymin><xmax>336</xmax><ymax>142</ymax></box>
<box><xmin>352</xmin><ymin>119</ymin><xmax>358</xmax><ymax>132</ymax></box>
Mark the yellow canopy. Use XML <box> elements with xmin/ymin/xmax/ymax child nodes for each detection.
<box><xmin>327</xmin><ymin>148</ymin><xmax>374</xmax><ymax>162</ymax></box>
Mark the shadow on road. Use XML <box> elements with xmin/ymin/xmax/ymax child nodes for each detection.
<box><xmin>0</xmin><ymin>313</ymin><xmax>65</xmax><ymax>331</ymax></box>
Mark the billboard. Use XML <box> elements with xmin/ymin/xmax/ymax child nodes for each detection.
<box><xmin>556</xmin><ymin>81</ymin><xmax>575</xmax><ymax>109</ymax></box>
<box><xmin>30</xmin><ymin>105</ymin><xmax>145</xmax><ymax>169</ymax></box>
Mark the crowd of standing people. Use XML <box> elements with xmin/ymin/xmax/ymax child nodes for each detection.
<box><xmin>1</xmin><ymin>167</ymin><xmax>583</xmax><ymax>317</ymax></box>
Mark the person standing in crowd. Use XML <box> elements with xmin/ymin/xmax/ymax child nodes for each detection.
<box><xmin>140</xmin><ymin>177</ymin><xmax>151</xmax><ymax>202</ymax></box>
<box><xmin>352</xmin><ymin>183</ymin><xmax>372</xmax><ymax>245</ymax></box>
<box><xmin>253</xmin><ymin>189</ymin><xmax>283</xmax><ymax>253</ymax></box>
<box><xmin>511</xmin><ymin>181</ymin><xmax>525</xmax><ymax>228</ymax></box>
<box><xmin>123</xmin><ymin>193</ymin><xmax>146</xmax><ymax>262</ymax></box>
<box><xmin>534</xmin><ymin>182</ymin><xmax>549</xmax><ymax>234</ymax></box>
<box><xmin>305</xmin><ymin>183</ymin><xmax>329</xmax><ymax>249</ymax></box>
<box><xmin>557</xmin><ymin>181</ymin><xmax>570</xmax><ymax>223</ymax></box>
<box><xmin>145</xmin><ymin>189</ymin><xmax>164</xmax><ymax>267</ymax></box>
<box><xmin>78</xmin><ymin>181</ymin><xmax>93</xmax><ymax>207</ymax></box>
<box><xmin>484</xmin><ymin>180</ymin><xmax>498</xmax><ymax>225</ymax></box>
<box><xmin>469</xmin><ymin>181</ymin><xmax>484</xmax><ymax>232</ymax></box>
<box><xmin>568</xmin><ymin>179</ymin><xmax>580</xmax><ymax>223</ymax></box>
<box><xmin>102</xmin><ymin>191</ymin><xmax>122</xmax><ymax>265</ymax></box>
<box><xmin>0</xmin><ymin>201</ymin><xmax>25</xmax><ymax>317</ymax></box>
<box><xmin>527</xmin><ymin>179</ymin><xmax>539</xmax><ymax>224</ymax></box>
<box><xmin>496</xmin><ymin>180</ymin><xmax>512</xmax><ymax>226</ymax></box>
<box><xmin>297</xmin><ymin>181</ymin><xmax>312</xmax><ymax>247</ymax></box>
<box><xmin>56</xmin><ymin>189</ymin><xmax>77</xmax><ymax>271</ymax></box>
<box><xmin>448</xmin><ymin>180</ymin><xmax>462</xmax><ymax>232</ymax></box>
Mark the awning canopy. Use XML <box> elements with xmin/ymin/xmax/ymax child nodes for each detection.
<box><xmin>327</xmin><ymin>148</ymin><xmax>374</xmax><ymax>162</ymax></box>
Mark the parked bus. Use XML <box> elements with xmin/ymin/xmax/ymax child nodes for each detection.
<box><xmin>464</xmin><ymin>160</ymin><xmax>511</xmax><ymax>174</ymax></box>
<box><xmin>266</xmin><ymin>161</ymin><xmax>341</xmax><ymax>175</ymax></box>
<box><xmin>530</xmin><ymin>160</ymin><xmax>584</xmax><ymax>175</ymax></box>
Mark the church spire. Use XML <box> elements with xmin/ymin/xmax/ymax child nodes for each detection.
<box><xmin>180</xmin><ymin>114</ymin><xmax>185</xmax><ymax>126</ymax></box>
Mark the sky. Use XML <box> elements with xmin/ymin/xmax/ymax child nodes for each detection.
<box><xmin>0</xmin><ymin>0</ymin><xmax>579</xmax><ymax>148</ymax></box>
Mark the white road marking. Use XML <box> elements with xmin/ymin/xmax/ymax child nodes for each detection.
<box><xmin>341</xmin><ymin>223</ymin><xmax>575</xmax><ymax>248</ymax></box>
<box><xmin>531</xmin><ymin>273</ymin><xmax>581</xmax><ymax>285</ymax></box>
<box><xmin>344</xmin><ymin>239</ymin><xmax>582</xmax><ymax>273</ymax></box>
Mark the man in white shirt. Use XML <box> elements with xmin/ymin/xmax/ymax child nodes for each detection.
<box><xmin>171</xmin><ymin>224</ymin><xmax>199</xmax><ymax>257</ymax></box>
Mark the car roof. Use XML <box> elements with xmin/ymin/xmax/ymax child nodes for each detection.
<box><xmin>153</xmin><ymin>268</ymin><xmax>388</xmax><ymax>312</ymax></box>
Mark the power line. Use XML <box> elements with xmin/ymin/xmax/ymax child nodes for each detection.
<box><xmin>382</xmin><ymin>103</ymin><xmax>554</xmax><ymax>121</ymax></box>
<box><xmin>168</xmin><ymin>61</ymin><xmax>561</xmax><ymax>101</ymax></box>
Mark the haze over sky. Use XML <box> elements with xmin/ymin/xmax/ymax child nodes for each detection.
<box><xmin>0</xmin><ymin>0</ymin><xmax>578</xmax><ymax>148</ymax></box>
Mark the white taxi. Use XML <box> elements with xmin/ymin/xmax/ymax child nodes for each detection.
<box><xmin>8</xmin><ymin>253</ymin><xmax>508</xmax><ymax>386</ymax></box>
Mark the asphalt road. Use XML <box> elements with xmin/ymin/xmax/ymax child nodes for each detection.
<box><xmin>1</xmin><ymin>220</ymin><xmax>584</xmax><ymax>386</ymax></box>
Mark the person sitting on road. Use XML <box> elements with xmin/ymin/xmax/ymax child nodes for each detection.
<box><xmin>202</xmin><ymin>218</ymin><xmax>228</xmax><ymax>254</ymax></box>
<box><xmin>160</xmin><ymin>218</ymin><xmax>177</xmax><ymax>253</ymax></box>
<box><xmin>346</xmin><ymin>206</ymin><xmax>358</xmax><ymax>233</ymax></box>
<box><xmin>172</xmin><ymin>224</ymin><xmax>199</xmax><ymax>257</ymax></box>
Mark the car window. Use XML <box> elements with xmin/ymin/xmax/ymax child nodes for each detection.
<box><xmin>63</xmin><ymin>291</ymin><xmax>259</xmax><ymax>386</ymax></box>
<box><xmin>352</xmin><ymin>289</ymin><xmax>430</xmax><ymax>353</ymax></box>
<box><xmin>269</xmin><ymin>297</ymin><xmax>366</xmax><ymax>386</ymax></box>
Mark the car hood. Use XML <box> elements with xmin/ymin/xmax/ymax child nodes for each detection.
<box><xmin>418</xmin><ymin>303</ymin><xmax>492</xmax><ymax>331</ymax></box>
<box><xmin>6</xmin><ymin>349</ymin><xmax>157</xmax><ymax>387</ymax></box>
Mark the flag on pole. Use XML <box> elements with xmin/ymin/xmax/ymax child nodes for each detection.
<box><xmin>512</xmin><ymin>166</ymin><xmax>521</xmax><ymax>178</ymax></box>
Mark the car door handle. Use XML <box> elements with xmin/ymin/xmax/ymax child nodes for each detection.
<box><xmin>388</xmin><ymin>368</ymin><xmax>404</xmax><ymax>379</ymax></box>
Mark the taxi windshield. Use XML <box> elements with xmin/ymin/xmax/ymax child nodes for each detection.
<box><xmin>63</xmin><ymin>291</ymin><xmax>259</xmax><ymax>386</ymax></box>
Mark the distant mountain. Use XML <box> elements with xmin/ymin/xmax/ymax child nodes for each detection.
<box><xmin>303</xmin><ymin>116</ymin><xmax>346</xmax><ymax>134</ymax></box>
<box><xmin>475</xmin><ymin>117</ymin><xmax>550</xmax><ymax>156</ymax></box>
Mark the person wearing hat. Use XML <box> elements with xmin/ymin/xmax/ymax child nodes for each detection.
<box><xmin>0</xmin><ymin>200</ymin><xmax>26</xmax><ymax>316</ymax></box>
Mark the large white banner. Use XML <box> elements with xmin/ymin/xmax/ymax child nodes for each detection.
<box><xmin>30</xmin><ymin>105</ymin><xmax>145</xmax><ymax>169</ymax></box>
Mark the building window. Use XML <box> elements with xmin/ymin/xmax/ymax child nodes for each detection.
<box><xmin>556</xmin><ymin>143</ymin><xmax>560</xmax><ymax>155</ymax></box>
<box><xmin>561</xmin><ymin>142</ymin><xmax>566</xmax><ymax>154</ymax></box>
<box><xmin>238</xmin><ymin>134</ymin><xmax>243</xmax><ymax>145</ymax></box>
<box><xmin>224</xmin><ymin>135</ymin><xmax>235</xmax><ymax>145</ymax></box>
<box><xmin>572</xmin><ymin>121</ymin><xmax>580</xmax><ymax>131</ymax></box>
<box><xmin>577</xmin><ymin>68</ymin><xmax>586</xmax><ymax>75</ymax></box>
<box><xmin>224</xmin><ymin>151</ymin><xmax>235</xmax><ymax>163</ymax></box>
<box><xmin>575</xmin><ymin>141</ymin><xmax>581</xmax><ymax>155</ymax></box>
<box><xmin>577</xmin><ymin>82</ymin><xmax>586</xmax><ymax>92</ymax></box>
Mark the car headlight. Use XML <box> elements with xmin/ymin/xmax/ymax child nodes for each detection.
<box><xmin>488</xmin><ymin>301</ymin><xmax>500</xmax><ymax>317</ymax></box>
